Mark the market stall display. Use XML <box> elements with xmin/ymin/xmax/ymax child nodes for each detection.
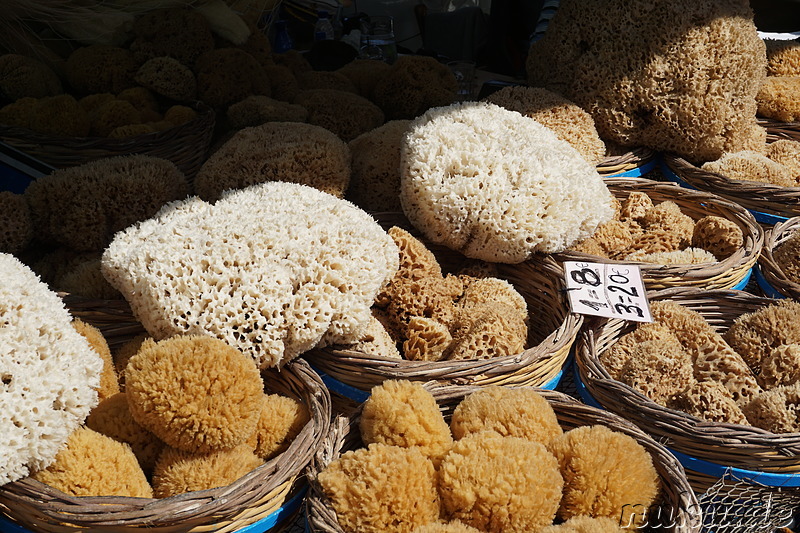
<box><xmin>757</xmin><ymin>216</ymin><xmax>800</xmax><ymax>298</ymax></box>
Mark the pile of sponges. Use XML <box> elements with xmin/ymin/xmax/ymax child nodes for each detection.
<box><xmin>317</xmin><ymin>380</ymin><xmax>660</xmax><ymax>532</ymax></box>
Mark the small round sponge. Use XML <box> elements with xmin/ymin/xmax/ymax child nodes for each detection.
<box><xmin>125</xmin><ymin>335</ymin><xmax>265</xmax><ymax>453</ymax></box>
<box><xmin>247</xmin><ymin>393</ymin><xmax>310</xmax><ymax>460</ymax></box>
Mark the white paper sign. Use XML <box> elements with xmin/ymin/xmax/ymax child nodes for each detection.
<box><xmin>563</xmin><ymin>261</ymin><xmax>652</xmax><ymax>322</ymax></box>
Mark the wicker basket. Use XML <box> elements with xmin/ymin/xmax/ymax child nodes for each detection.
<box><xmin>758</xmin><ymin>116</ymin><xmax>800</xmax><ymax>143</ymax></box>
<box><xmin>661</xmin><ymin>152</ymin><xmax>798</xmax><ymax>223</ymax></box>
<box><xmin>757</xmin><ymin>216</ymin><xmax>800</xmax><ymax>300</ymax></box>
<box><xmin>553</xmin><ymin>177</ymin><xmax>763</xmax><ymax>291</ymax></box>
<box><xmin>306</xmin><ymin>384</ymin><xmax>702</xmax><ymax>533</ymax></box>
<box><xmin>304</xmin><ymin>233</ymin><xmax>581</xmax><ymax>398</ymax></box>
<box><xmin>596</xmin><ymin>146</ymin><xmax>658</xmax><ymax>178</ymax></box>
<box><xmin>0</xmin><ymin>101</ymin><xmax>215</xmax><ymax>184</ymax></box>
<box><xmin>0</xmin><ymin>358</ymin><xmax>330</xmax><ymax>533</ymax></box>
<box><xmin>58</xmin><ymin>292</ymin><xmax>147</xmax><ymax>351</ymax></box>
<box><xmin>575</xmin><ymin>287</ymin><xmax>800</xmax><ymax>480</ymax></box>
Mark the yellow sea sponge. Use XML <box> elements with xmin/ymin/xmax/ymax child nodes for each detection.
<box><xmin>450</xmin><ymin>386</ymin><xmax>563</xmax><ymax>445</ymax></box>
<box><xmin>438</xmin><ymin>431</ymin><xmax>562</xmax><ymax>532</ymax></box>
<box><xmin>724</xmin><ymin>300</ymin><xmax>800</xmax><ymax>370</ymax></box>
<box><xmin>625</xmin><ymin>228</ymin><xmax>684</xmax><ymax>256</ymax></box>
<box><xmin>641</xmin><ymin>201</ymin><xmax>695</xmax><ymax>248</ymax></box>
<box><xmin>619</xmin><ymin>191</ymin><xmax>654</xmax><ymax>221</ymax></box>
<box><xmin>539</xmin><ymin>515</ymin><xmax>627</xmax><ymax>532</ymax></box>
<box><xmin>86</xmin><ymin>392</ymin><xmax>164</xmax><ymax>473</ymax></box>
<box><xmin>164</xmin><ymin>105</ymin><xmax>198</xmax><ymax>126</ymax></box>
<box><xmin>294</xmin><ymin>89</ymin><xmax>385</xmax><ymax>142</ymax></box>
<box><xmin>549</xmin><ymin>425</ymin><xmax>659</xmax><ymax>526</ymax></box>
<box><xmin>343</xmin><ymin>314</ymin><xmax>402</xmax><ymax>359</ymax></box>
<box><xmin>113</xmin><ymin>334</ymin><xmax>149</xmax><ymax>386</ymax></box>
<box><xmin>569</xmin><ymin>237</ymin><xmax>608</xmax><ymax>257</ymax></box>
<box><xmin>625</xmin><ymin>247</ymin><xmax>717</xmax><ymax>265</ymax></box>
<box><xmin>0</xmin><ymin>191</ymin><xmax>33</xmax><ymax>254</ymax></box>
<box><xmin>446</xmin><ymin>304</ymin><xmax>527</xmax><ymax>360</ymax></box>
<box><xmin>765</xmin><ymin>139</ymin><xmax>800</xmax><ymax>182</ymax></box>
<box><xmin>703</xmin><ymin>150</ymin><xmax>795</xmax><ymax>188</ymax></box>
<box><xmin>403</xmin><ymin>316</ymin><xmax>453</xmax><ymax>361</ymax></box>
<box><xmin>29</xmin><ymin>94</ymin><xmax>91</xmax><ymax>137</ymax></box>
<box><xmin>774</xmin><ymin>229</ymin><xmax>800</xmax><ymax>283</ymax></box>
<box><xmin>296</xmin><ymin>70</ymin><xmax>358</xmax><ymax>93</ymax></box>
<box><xmin>387</xmin><ymin>226</ymin><xmax>444</xmax><ymax>281</ymax></box>
<box><xmin>360</xmin><ymin>380</ymin><xmax>453</xmax><ymax>463</ymax></box>
<box><xmin>72</xmin><ymin>319</ymin><xmax>119</xmax><ymax>402</ymax></box>
<box><xmin>617</xmin><ymin>339</ymin><xmax>695</xmax><ymax>406</ymax></box>
<box><xmin>385</xmin><ymin>276</ymin><xmax>460</xmax><ymax>335</ymax></box>
<box><xmin>152</xmin><ymin>444</ymin><xmax>263</xmax><ymax>498</ymax></box>
<box><xmin>765</xmin><ymin>39</ymin><xmax>800</xmax><ymax>77</ymax></box>
<box><xmin>692</xmin><ymin>215</ymin><xmax>744</xmax><ymax>259</ymax></box>
<box><xmin>592</xmin><ymin>219</ymin><xmax>634</xmax><ymax>256</ymax></box>
<box><xmin>759</xmin><ymin>344</ymin><xmax>800</xmax><ymax>389</ymax></box>
<box><xmin>247</xmin><ymin>393</ymin><xmax>309</xmax><ymax>460</ymax></box>
<box><xmin>0</xmin><ymin>97</ymin><xmax>36</xmax><ymax>128</ymax></box>
<box><xmin>412</xmin><ymin>521</ymin><xmax>482</xmax><ymax>533</ymax></box>
<box><xmin>90</xmin><ymin>99</ymin><xmax>142</xmax><ymax>137</ymax></box>
<box><xmin>31</xmin><ymin>427</ymin><xmax>152</xmax><ymax>498</ymax></box>
<box><xmin>318</xmin><ymin>443</ymin><xmax>441</xmax><ymax>533</ymax></box>
<box><xmin>125</xmin><ymin>335</ymin><xmax>265</xmax><ymax>453</ymax></box>
<box><xmin>348</xmin><ymin>120</ymin><xmax>411</xmax><ymax>212</ymax></box>
<box><xmin>670</xmin><ymin>381</ymin><xmax>748</xmax><ymax>425</ymax></box>
<box><xmin>742</xmin><ymin>384</ymin><xmax>800</xmax><ymax>433</ymax></box>
<box><xmin>757</xmin><ymin>76</ymin><xmax>800</xmax><ymax>122</ymax></box>
<box><xmin>337</xmin><ymin>59</ymin><xmax>392</xmax><ymax>100</ymax></box>
<box><xmin>600</xmin><ymin>322</ymin><xmax>683</xmax><ymax>379</ymax></box>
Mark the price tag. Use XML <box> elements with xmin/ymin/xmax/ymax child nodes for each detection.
<box><xmin>563</xmin><ymin>261</ymin><xmax>652</xmax><ymax>322</ymax></box>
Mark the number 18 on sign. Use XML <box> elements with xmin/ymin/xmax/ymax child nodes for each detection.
<box><xmin>563</xmin><ymin>261</ymin><xmax>652</xmax><ymax>323</ymax></box>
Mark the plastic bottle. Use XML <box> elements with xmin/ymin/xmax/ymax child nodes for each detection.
<box><xmin>273</xmin><ymin>20</ymin><xmax>294</xmax><ymax>53</ymax></box>
<box><xmin>314</xmin><ymin>10</ymin><xmax>335</xmax><ymax>41</ymax></box>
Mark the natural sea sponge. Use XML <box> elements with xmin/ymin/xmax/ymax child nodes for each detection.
<box><xmin>318</xmin><ymin>443</ymin><xmax>441</xmax><ymax>533</ymax></box>
<box><xmin>29</xmin><ymin>94</ymin><xmax>91</xmax><ymax>137</ymax></box>
<box><xmin>194</xmin><ymin>48</ymin><xmax>271</xmax><ymax>109</ymax></box>
<box><xmin>152</xmin><ymin>444</ymin><xmax>262</xmax><ymax>498</ymax></box>
<box><xmin>446</xmin><ymin>305</ymin><xmax>527</xmax><ymax>360</ymax></box>
<box><xmin>641</xmin><ymin>201</ymin><xmax>695</xmax><ymax>248</ymax></box>
<box><xmin>624</xmin><ymin>228</ymin><xmax>684</xmax><ymax>256</ymax></box>
<box><xmin>774</xmin><ymin>230</ymin><xmax>800</xmax><ymax>283</ymax></box>
<box><xmin>341</xmin><ymin>315</ymin><xmax>402</xmax><ymax>359</ymax></box>
<box><xmin>263</xmin><ymin>64</ymin><xmax>300</xmax><ymax>102</ymax></box>
<box><xmin>102</xmin><ymin>182</ymin><xmax>398</xmax><ymax>368</ymax></box>
<box><xmin>617</xmin><ymin>339</ymin><xmax>695</xmax><ymax>406</ymax></box>
<box><xmin>0</xmin><ymin>97</ymin><xmax>36</xmax><ymax>129</ymax></box>
<box><xmin>113</xmin><ymin>334</ymin><xmax>150</xmax><ymax>385</ymax></box>
<box><xmin>600</xmin><ymin>322</ymin><xmax>683</xmax><ymax>379</ymax></box>
<box><xmin>703</xmin><ymin>151</ymin><xmax>795</xmax><ymax>188</ymax></box>
<box><xmin>348</xmin><ymin>120</ymin><xmax>411</xmax><ymax>212</ymax></box>
<box><xmin>385</xmin><ymin>275</ymin><xmax>460</xmax><ymax>334</ymax></box>
<box><xmin>403</xmin><ymin>316</ymin><xmax>453</xmax><ymax>361</ymax></box>
<box><xmin>757</xmin><ymin>76</ymin><xmax>800</xmax><ymax>123</ymax></box>
<box><xmin>0</xmin><ymin>54</ymin><xmax>62</xmax><ymax>100</ymax></box>
<box><xmin>195</xmin><ymin>122</ymin><xmax>350</xmax><ymax>201</ymax></box>
<box><xmin>692</xmin><ymin>216</ymin><xmax>744</xmax><ymax>259</ymax></box>
<box><xmin>296</xmin><ymin>70</ymin><xmax>358</xmax><ymax>93</ymax></box>
<box><xmin>765</xmin><ymin>140</ymin><xmax>800</xmax><ymax>180</ymax></box>
<box><xmin>549</xmin><ymin>425</ymin><xmax>659</xmax><ymax>525</ymax></box>
<box><xmin>625</xmin><ymin>248</ymin><xmax>717</xmax><ymax>265</ymax></box>
<box><xmin>125</xmin><ymin>335</ymin><xmax>264</xmax><ymax>453</ymax></box>
<box><xmin>620</xmin><ymin>191</ymin><xmax>654</xmax><ymax>221</ymax></box>
<box><xmin>484</xmin><ymin>85</ymin><xmax>606</xmax><ymax>165</ymax></box>
<box><xmin>272</xmin><ymin>50</ymin><xmax>312</xmax><ymax>78</ymax></box>
<box><xmin>337</xmin><ymin>59</ymin><xmax>392</xmax><ymax>100</ymax></box>
<box><xmin>450</xmin><ymin>386</ymin><xmax>563</xmax><ymax>445</ymax></box>
<box><xmin>90</xmin><ymin>99</ymin><xmax>142</xmax><ymax>137</ymax></box>
<box><xmin>400</xmin><ymin>102</ymin><xmax>614</xmax><ymax>262</ymax></box>
<box><xmin>527</xmin><ymin>0</ymin><xmax>767</xmax><ymax>163</ymax></box>
<box><xmin>387</xmin><ymin>226</ymin><xmax>444</xmax><ymax>282</ymax></box>
<box><xmin>294</xmin><ymin>89</ymin><xmax>384</xmax><ymax>142</ymax></box>
<box><xmin>25</xmin><ymin>154</ymin><xmax>189</xmax><ymax>251</ymax></box>
<box><xmin>65</xmin><ymin>45</ymin><xmax>138</xmax><ymax>95</ymax></box>
<box><xmin>373</xmin><ymin>56</ymin><xmax>458</xmax><ymax>120</ymax></box>
<box><xmin>765</xmin><ymin>39</ymin><xmax>800</xmax><ymax>77</ymax></box>
<box><xmin>72</xmin><ymin>319</ymin><xmax>119</xmax><ymax>402</ymax></box>
<box><xmin>225</xmin><ymin>95</ymin><xmax>307</xmax><ymax>129</ymax></box>
<box><xmin>569</xmin><ymin>237</ymin><xmax>607</xmax><ymax>257</ymax></box>
<box><xmin>742</xmin><ymin>384</ymin><xmax>800</xmax><ymax>433</ymax></box>
<box><xmin>438</xmin><ymin>431</ymin><xmax>562</xmax><ymax>532</ymax></box>
<box><xmin>591</xmin><ymin>220</ymin><xmax>633</xmax><ymax>256</ymax></box>
<box><xmin>669</xmin><ymin>380</ymin><xmax>748</xmax><ymax>425</ymax></box>
<box><xmin>539</xmin><ymin>515</ymin><xmax>627</xmax><ymax>532</ymax></box>
<box><xmin>360</xmin><ymin>380</ymin><xmax>453</xmax><ymax>463</ymax></box>
<box><xmin>0</xmin><ymin>254</ymin><xmax>103</xmax><ymax>485</ymax></box>
<box><xmin>724</xmin><ymin>300</ymin><xmax>800</xmax><ymax>370</ymax></box>
<box><xmin>135</xmin><ymin>56</ymin><xmax>197</xmax><ymax>101</ymax></box>
<box><xmin>412</xmin><ymin>522</ymin><xmax>482</xmax><ymax>533</ymax></box>
<box><xmin>31</xmin><ymin>427</ymin><xmax>152</xmax><ymax>498</ymax></box>
<box><xmin>130</xmin><ymin>7</ymin><xmax>215</xmax><ymax>68</ymax></box>
<box><xmin>247</xmin><ymin>393</ymin><xmax>309</xmax><ymax>460</ymax></box>
<box><xmin>86</xmin><ymin>392</ymin><xmax>164</xmax><ymax>473</ymax></box>
<box><xmin>0</xmin><ymin>191</ymin><xmax>32</xmax><ymax>254</ymax></box>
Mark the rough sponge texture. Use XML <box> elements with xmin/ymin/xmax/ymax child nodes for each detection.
<box><xmin>450</xmin><ymin>386</ymin><xmax>563</xmax><ymax>446</ymax></box>
<box><xmin>412</xmin><ymin>522</ymin><xmax>482</xmax><ymax>533</ymax></box>
<box><xmin>225</xmin><ymin>95</ymin><xmax>308</xmax><ymax>129</ymax></box>
<box><xmin>318</xmin><ymin>443</ymin><xmax>441</xmax><ymax>533</ymax></box>
<box><xmin>296</xmin><ymin>71</ymin><xmax>358</xmax><ymax>93</ymax></box>
<box><xmin>539</xmin><ymin>516</ymin><xmax>627</xmax><ymax>533</ymax></box>
<box><xmin>25</xmin><ymin>155</ymin><xmax>189</xmax><ymax>251</ymax></box>
<box><xmin>360</xmin><ymin>380</ymin><xmax>453</xmax><ymax>463</ymax></box>
<box><xmin>527</xmin><ymin>0</ymin><xmax>767</xmax><ymax>163</ymax></box>
<box><xmin>670</xmin><ymin>380</ymin><xmax>748</xmax><ymax>425</ymax></box>
<box><xmin>400</xmin><ymin>102</ymin><xmax>614</xmax><ymax>262</ymax></box>
<box><xmin>130</xmin><ymin>7</ymin><xmax>215</xmax><ymax>68</ymax></box>
<box><xmin>195</xmin><ymin>122</ymin><xmax>350</xmax><ymax>202</ymax></box>
<box><xmin>340</xmin><ymin>314</ymin><xmax>402</xmax><ymax>359</ymax></box>
<box><xmin>600</xmin><ymin>323</ymin><xmax>683</xmax><ymax>379</ymax></box>
<box><xmin>703</xmin><ymin>150</ymin><xmax>795</xmax><ymax>187</ymax></box>
<box><xmin>0</xmin><ymin>254</ymin><xmax>102</xmax><ymax>485</ymax></box>
<box><xmin>194</xmin><ymin>48</ymin><xmax>271</xmax><ymax>109</ymax></box>
<box><xmin>766</xmin><ymin>140</ymin><xmax>800</xmax><ymax>179</ymax></box>
<box><xmin>125</xmin><ymin>335</ymin><xmax>264</xmax><ymax>453</ymax></box>
<box><xmin>617</xmin><ymin>339</ymin><xmax>695</xmax><ymax>406</ymax></box>
<box><xmin>373</xmin><ymin>56</ymin><xmax>458</xmax><ymax>120</ymax></box>
<box><xmin>0</xmin><ymin>54</ymin><xmax>62</xmax><ymax>100</ymax></box>
<box><xmin>757</xmin><ymin>76</ymin><xmax>800</xmax><ymax>123</ymax></box>
<box><xmin>72</xmin><ymin>319</ymin><xmax>119</xmax><ymax>402</ymax></box>
<box><xmin>31</xmin><ymin>427</ymin><xmax>152</xmax><ymax>498</ymax></box>
<box><xmin>247</xmin><ymin>393</ymin><xmax>309</xmax><ymax>460</ymax></box>
<box><xmin>294</xmin><ymin>89</ymin><xmax>384</xmax><ymax>142</ymax></box>
<box><xmin>625</xmin><ymin>248</ymin><xmax>717</xmax><ymax>265</ymax></box>
<box><xmin>759</xmin><ymin>344</ymin><xmax>800</xmax><ymax>389</ymax></box>
<box><xmin>774</xmin><ymin>230</ymin><xmax>800</xmax><ymax>284</ymax></box>
<box><xmin>484</xmin><ymin>86</ymin><xmax>606</xmax><ymax>165</ymax></box>
<box><xmin>152</xmin><ymin>444</ymin><xmax>263</xmax><ymax>498</ymax></box>
<box><xmin>438</xmin><ymin>431</ymin><xmax>563</xmax><ymax>532</ymax></box>
<box><xmin>29</xmin><ymin>94</ymin><xmax>91</xmax><ymax>137</ymax></box>
<box><xmin>724</xmin><ymin>300</ymin><xmax>800</xmax><ymax>370</ymax></box>
<box><xmin>0</xmin><ymin>191</ymin><xmax>32</xmax><ymax>254</ymax></box>
<box><xmin>549</xmin><ymin>425</ymin><xmax>659</xmax><ymax>525</ymax></box>
<box><xmin>65</xmin><ymin>45</ymin><xmax>138</xmax><ymax>95</ymax></box>
<box><xmin>135</xmin><ymin>56</ymin><xmax>197</xmax><ymax>101</ymax></box>
<box><xmin>102</xmin><ymin>181</ymin><xmax>398</xmax><ymax>368</ymax></box>
<box><xmin>692</xmin><ymin>216</ymin><xmax>744</xmax><ymax>259</ymax></box>
<box><xmin>742</xmin><ymin>384</ymin><xmax>800</xmax><ymax>434</ymax></box>
<box><xmin>337</xmin><ymin>59</ymin><xmax>392</xmax><ymax>100</ymax></box>
<box><xmin>348</xmin><ymin>120</ymin><xmax>412</xmax><ymax>212</ymax></box>
<box><xmin>765</xmin><ymin>39</ymin><xmax>800</xmax><ymax>77</ymax></box>
<box><xmin>86</xmin><ymin>392</ymin><xmax>164</xmax><ymax>474</ymax></box>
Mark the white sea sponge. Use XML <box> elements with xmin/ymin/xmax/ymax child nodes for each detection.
<box><xmin>400</xmin><ymin>102</ymin><xmax>614</xmax><ymax>263</ymax></box>
<box><xmin>102</xmin><ymin>182</ymin><xmax>398</xmax><ymax>368</ymax></box>
<box><xmin>0</xmin><ymin>254</ymin><xmax>103</xmax><ymax>485</ymax></box>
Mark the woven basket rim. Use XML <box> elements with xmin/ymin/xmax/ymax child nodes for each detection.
<box><xmin>597</xmin><ymin>146</ymin><xmax>656</xmax><ymax>171</ymax></box>
<box><xmin>758</xmin><ymin>216</ymin><xmax>800</xmax><ymax>299</ymax></box>
<box><xmin>305</xmin><ymin>384</ymin><xmax>702</xmax><ymax>533</ymax></box>
<box><xmin>0</xmin><ymin>358</ymin><xmax>331</xmax><ymax>531</ymax></box>
<box><xmin>575</xmin><ymin>286</ymin><xmax>800</xmax><ymax>471</ymax></box>
<box><xmin>553</xmin><ymin>177</ymin><xmax>763</xmax><ymax>288</ymax></box>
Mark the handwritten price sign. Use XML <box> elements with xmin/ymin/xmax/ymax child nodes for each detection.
<box><xmin>563</xmin><ymin>261</ymin><xmax>652</xmax><ymax>322</ymax></box>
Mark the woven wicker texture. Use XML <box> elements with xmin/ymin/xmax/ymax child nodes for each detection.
<box><xmin>0</xmin><ymin>357</ymin><xmax>331</xmax><ymax>533</ymax></box>
<box><xmin>576</xmin><ymin>287</ymin><xmax>800</xmax><ymax>475</ymax></box>
<box><xmin>304</xmin><ymin>212</ymin><xmax>581</xmax><ymax>395</ymax></box>
<box><xmin>662</xmin><ymin>151</ymin><xmax>800</xmax><ymax>220</ymax></box>
<box><xmin>0</xmin><ymin>101</ymin><xmax>214</xmax><ymax>183</ymax></box>
<box><xmin>596</xmin><ymin>146</ymin><xmax>657</xmax><ymax>177</ymax></box>
<box><xmin>758</xmin><ymin>216</ymin><xmax>800</xmax><ymax>300</ymax></box>
<box><xmin>306</xmin><ymin>384</ymin><xmax>702</xmax><ymax>533</ymax></box>
<box><xmin>554</xmin><ymin>177</ymin><xmax>763</xmax><ymax>291</ymax></box>
<box><xmin>758</xmin><ymin>116</ymin><xmax>800</xmax><ymax>144</ymax></box>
